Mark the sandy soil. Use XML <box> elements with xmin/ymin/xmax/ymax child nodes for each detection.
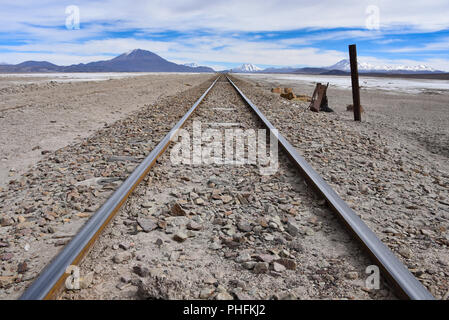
<box><xmin>0</xmin><ymin>73</ymin><xmax>212</xmax><ymax>187</ymax></box>
<box><xmin>239</xmin><ymin>74</ymin><xmax>449</xmax><ymax>159</ymax></box>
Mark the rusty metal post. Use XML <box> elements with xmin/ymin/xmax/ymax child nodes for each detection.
<box><xmin>349</xmin><ymin>44</ymin><xmax>361</xmax><ymax>121</ymax></box>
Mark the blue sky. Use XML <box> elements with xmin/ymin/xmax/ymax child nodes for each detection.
<box><xmin>1</xmin><ymin>0</ymin><xmax>449</xmax><ymax>71</ymax></box>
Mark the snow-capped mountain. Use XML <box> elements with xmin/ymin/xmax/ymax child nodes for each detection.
<box><xmin>231</xmin><ymin>63</ymin><xmax>262</xmax><ymax>73</ymax></box>
<box><xmin>183</xmin><ymin>62</ymin><xmax>199</xmax><ymax>68</ymax></box>
<box><xmin>327</xmin><ymin>59</ymin><xmax>441</xmax><ymax>74</ymax></box>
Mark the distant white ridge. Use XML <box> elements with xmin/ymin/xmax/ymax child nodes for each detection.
<box><xmin>231</xmin><ymin>63</ymin><xmax>262</xmax><ymax>73</ymax></box>
<box><xmin>183</xmin><ymin>62</ymin><xmax>199</xmax><ymax>68</ymax></box>
<box><xmin>328</xmin><ymin>59</ymin><xmax>438</xmax><ymax>73</ymax></box>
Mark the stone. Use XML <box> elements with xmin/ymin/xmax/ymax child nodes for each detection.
<box><xmin>398</xmin><ymin>246</ymin><xmax>412</xmax><ymax>259</ymax></box>
<box><xmin>200</xmin><ymin>288</ymin><xmax>215</xmax><ymax>299</ymax></box>
<box><xmin>275</xmin><ymin>258</ymin><xmax>296</xmax><ymax>270</ymax></box>
<box><xmin>17</xmin><ymin>262</ymin><xmax>28</xmax><ymax>274</ymax></box>
<box><xmin>187</xmin><ymin>221</ymin><xmax>203</xmax><ymax>231</ymax></box>
<box><xmin>113</xmin><ymin>251</ymin><xmax>132</xmax><ymax>264</ymax></box>
<box><xmin>235</xmin><ymin>253</ymin><xmax>252</xmax><ymax>263</ymax></box>
<box><xmin>221</xmin><ymin>195</ymin><xmax>233</xmax><ymax>204</ymax></box>
<box><xmin>133</xmin><ymin>265</ymin><xmax>150</xmax><ymax>277</ymax></box>
<box><xmin>216</xmin><ymin>292</ymin><xmax>233</xmax><ymax>300</ymax></box>
<box><xmin>280</xmin><ymin>92</ymin><xmax>296</xmax><ymax>100</ymax></box>
<box><xmin>173</xmin><ymin>231</ymin><xmax>188</xmax><ymax>242</ymax></box>
<box><xmin>254</xmin><ymin>254</ymin><xmax>276</xmax><ymax>264</ymax></box>
<box><xmin>288</xmin><ymin>240</ymin><xmax>304</xmax><ymax>253</ymax></box>
<box><xmin>383</xmin><ymin>227</ymin><xmax>398</xmax><ymax>234</ymax></box>
<box><xmin>272</xmin><ymin>262</ymin><xmax>286</xmax><ymax>272</ymax></box>
<box><xmin>346</xmin><ymin>271</ymin><xmax>358</xmax><ymax>280</ymax></box>
<box><xmin>257</xmin><ymin>217</ymin><xmax>268</xmax><ymax>228</ymax></box>
<box><xmin>137</xmin><ymin>217</ymin><xmax>158</xmax><ymax>232</ymax></box>
<box><xmin>242</xmin><ymin>261</ymin><xmax>256</xmax><ymax>270</ymax></box>
<box><xmin>171</xmin><ymin>203</ymin><xmax>187</xmax><ymax>216</ymax></box>
<box><xmin>253</xmin><ymin>262</ymin><xmax>269</xmax><ymax>274</ymax></box>
<box><xmin>237</xmin><ymin>221</ymin><xmax>252</xmax><ymax>232</ymax></box>
<box><xmin>421</xmin><ymin>229</ymin><xmax>434</xmax><ymax>236</ymax></box>
<box><xmin>195</xmin><ymin>198</ymin><xmax>205</xmax><ymax>205</ymax></box>
<box><xmin>286</xmin><ymin>221</ymin><xmax>300</xmax><ymax>236</ymax></box>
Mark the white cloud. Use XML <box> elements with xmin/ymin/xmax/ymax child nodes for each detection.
<box><xmin>0</xmin><ymin>1</ymin><xmax>449</xmax><ymax>70</ymax></box>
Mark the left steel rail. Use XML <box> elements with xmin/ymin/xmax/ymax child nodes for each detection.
<box><xmin>19</xmin><ymin>75</ymin><xmax>220</xmax><ymax>300</ymax></box>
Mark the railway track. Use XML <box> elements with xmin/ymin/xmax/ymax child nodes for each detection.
<box><xmin>20</xmin><ymin>74</ymin><xmax>434</xmax><ymax>300</ymax></box>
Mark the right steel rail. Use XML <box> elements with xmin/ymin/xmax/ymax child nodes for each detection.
<box><xmin>227</xmin><ymin>75</ymin><xmax>434</xmax><ymax>300</ymax></box>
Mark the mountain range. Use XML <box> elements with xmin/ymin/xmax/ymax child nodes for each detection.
<box><xmin>0</xmin><ymin>50</ymin><xmax>444</xmax><ymax>75</ymax></box>
<box><xmin>0</xmin><ymin>49</ymin><xmax>214</xmax><ymax>73</ymax></box>
<box><xmin>230</xmin><ymin>59</ymin><xmax>443</xmax><ymax>75</ymax></box>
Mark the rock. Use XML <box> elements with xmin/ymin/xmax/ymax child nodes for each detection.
<box><xmin>383</xmin><ymin>227</ymin><xmax>398</xmax><ymax>234</ymax></box>
<box><xmin>187</xmin><ymin>221</ymin><xmax>203</xmax><ymax>231</ymax></box>
<box><xmin>113</xmin><ymin>251</ymin><xmax>132</xmax><ymax>264</ymax></box>
<box><xmin>398</xmin><ymin>246</ymin><xmax>412</xmax><ymax>259</ymax></box>
<box><xmin>242</xmin><ymin>261</ymin><xmax>256</xmax><ymax>270</ymax></box>
<box><xmin>221</xmin><ymin>195</ymin><xmax>233</xmax><ymax>204</ymax></box>
<box><xmin>17</xmin><ymin>262</ymin><xmax>28</xmax><ymax>274</ymax></box>
<box><xmin>237</xmin><ymin>221</ymin><xmax>252</xmax><ymax>233</ymax></box>
<box><xmin>346</xmin><ymin>271</ymin><xmax>358</xmax><ymax>280</ymax></box>
<box><xmin>119</xmin><ymin>243</ymin><xmax>131</xmax><ymax>250</ymax></box>
<box><xmin>137</xmin><ymin>276</ymin><xmax>183</xmax><ymax>300</ymax></box>
<box><xmin>288</xmin><ymin>240</ymin><xmax>304</xmax><ymax>253</ymax></box>
<box><xmin>141</xmin><ymin>201</ymin><xmax>153</xmax><ymax>209</ymax></box>
<box><xmin>235</xmin><ymin>253</ymin><xmax>252</xmax><ymax>263</ymax></box>
<box><xmin>0</xmin><ymin>216</ymin><xmax>13</xmax><ymax>227</ymax></box>
<box><xmin>155</xmin><ymin>238</ymin><xmax>163</xmax><ymax>247</ymax></box>
<box><xmin>133</xmin><ymin>265</ymin><xmax>150</xmax><ymax>277</ymax></box>
<box><xmin>232</xmin><ymin>289</ymin><xmax>252</xmax><ymax>300</ymax></box>
<box><xmin>173</xmin><ymin>231</ymin><xmax>188</xmax><ymax>242</ymax></box>
<box><xmin>170</xmin><ymin>203</ymin><xmax>187</xmax><ymax>216</ymax></box>
<box><xmin>275</xmin><ymin>258</ymin><xmax>296</xmax><ymax>270</ymax></box>
<box><xmin>216</xmin><ymin>292</ymin><xmax>233</xmax><ymax>300</ymax></box>
<box><xmin>200</xmin><ymin>288</ymin><xmax>215</xmax><ymax>299</ymax></box>
<box><xmin>254</xmin><ymin>254</ymin><xmax>276</xmax><ymax>264</ymax></box>
<box><xmin>257</xmin><ymin>217</ymin><xmax>268</xmax><ymax>228</ymax></box>
<box><xmin>286</xmin><ymin>221</ymin><xmax>300</xmax><ymax>236</ymax></box>
<box><xmin>280</xmin><ymin>92</ymin><xmax>296</xmax><ymax>100</ymax></box>
<box><xmin>271</xmin><ymin>87</ymin><xmax>282</xmax><ymax>94</ymax></box>
<box><xmin>137</xmin><ymin>217</ymin><xmax>158</xmax><ymax>232</ymax></box>
<box><xmin>421</xmin><ymin>229</ymin><xmax>434</xmax><ymax>236</ymax></box>
<box><xmin>438</xmin><ymin>257</ymin><xmax>449</xmax><ymax>266</ymax></box>
<box><xmin>253</xmin><ymin>262</ymin><xmax>269</xmax><ymax>274</ymax></box>
<box><xmin>195</xmin><ymin>198</ymin><xmax>205</xmax><ymax>205</ymax></box>
<box><xmin>272</xmin><ymin>262</ymin><xmax>286</xmax><ymax>272</ymax></box>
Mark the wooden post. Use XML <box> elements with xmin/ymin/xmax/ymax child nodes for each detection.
<box><xmin>349</xmin><ymin>44</ymin><xmax>361</xmax><ymax>121</ymax></box>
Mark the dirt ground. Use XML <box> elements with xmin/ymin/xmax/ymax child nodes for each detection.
<box><xmin>0</xmin><ymin>73</ymin><xmax>212</xmax><ymax>188</ymax></box>
<box><xmin>1</xmin><ymin>73</ymin><xmax>447</xmax><ymax>300</ymax></box>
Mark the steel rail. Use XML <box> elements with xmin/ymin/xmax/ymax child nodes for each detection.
<box><xmin>20</xmin><ymin>75</ymin><xmax>221</xmax><ymax>300</ymax></box>
<box><xmin>226</xmin><ymin>76</ymin><xmax>434</xmax><ymax>300</ymax></box>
